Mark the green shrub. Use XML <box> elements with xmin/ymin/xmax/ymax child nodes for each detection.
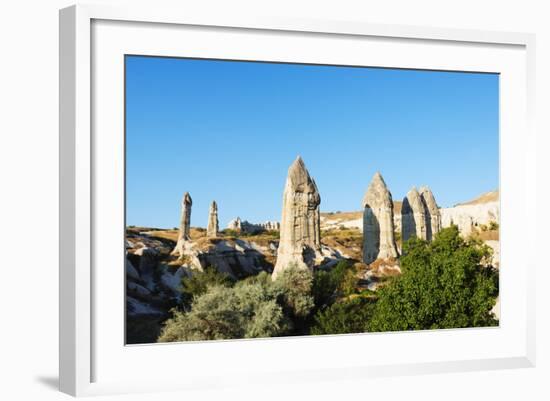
<box><xmin>180</xmin><ymin>266</ymin><xmax>234</xmax><ymax>306</ymax></box>
<box><xmin>273</xmin><ymin>263</ymin><xmax>314</xmax><ymax>318</ymax></box>
<box><xmin>160</xmin><ymin>266</ymin><xmax>314</xmax><ymax>342</ymax></box>
<box><xmin>311</xmin><ymin>297</ymin><xmax>376</xmax><ymax>335</ymax></box>
<box><xmin>369</xmin><ymin>226</ymin><xmax>499</xmax><ymax>332</ymax></box>
<box><xmin>312</xmin><ymin>260</ymin><xmax>357</xmax><ymax>308</ymax></box>
<box><xmin>160</xmin><ymin>279</ymin><xmax>291</xmax><ymax>342</ymax></box>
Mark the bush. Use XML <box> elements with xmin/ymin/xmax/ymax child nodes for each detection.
<box><xmin>160</xmin><ymin>277</ymin><xmax>291</xmax><ymax>342</ymax></box>
<box><xmin>489</xmin><ymin>221</ymin><xmax>499</xmax><ymax>230</ymax></box>
<box><xmin>273</xmin><ymin>263</ymin><xmax>314</xmax><ymax>318</ymax></box>
<box><xmin>180</xmin><ymin>266</ymin><xmax>234</xmax><ymax>307</ymax></box>
<box><xmin>312</xmin><ymin>260</ymin><xmax>357</xmax><ymax>308</ymax></box>
<box><xmin>369</xmin><ymin>226</ymin><xmax>499</xmax><ymax>332</ymax></box>
<box><xmin>160</xmin><ymin>266</ymin><xmax>314</xmax><ymax>342</ymax></box>
<box><xmin>311</xmin><ymin>297</ymin><xmax>376</xmax><ymax>335</ymax></box>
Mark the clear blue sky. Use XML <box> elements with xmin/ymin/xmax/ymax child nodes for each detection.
<box><xmin>126</xmin><ymin>56</ymin><xmax>499</xmax><ymax>229</ymax></box>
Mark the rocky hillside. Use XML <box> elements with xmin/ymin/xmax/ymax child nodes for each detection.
<box><xmin>440</xmin><ymin>191</ymin><xmax>499</xmax><ymax>235</ymax></box>
<box><xmin>320</xmin><ymin>191</ymin><xmax>499</xmax><ymax>236</ymax></box>
<box><xmin>126</xmin><ymin>190</ymin><xmax>499</xmax><ymax>342</ymax></box>
<box><xmin>125</xmin><ymin>226</ymin><xmax>354</xmax><ymax>343</ymax></box>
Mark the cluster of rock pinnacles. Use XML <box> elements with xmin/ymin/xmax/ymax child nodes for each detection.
<box><xmin>171</xmin><ymin>156</ymin><xmax>441</xmax><ymax>278</ymax></box>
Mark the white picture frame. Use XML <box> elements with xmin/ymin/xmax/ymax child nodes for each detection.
<box><xmin>59</xmin><ymin>4</ymin><xmax>536</xmax><ymax>397</ymax></box>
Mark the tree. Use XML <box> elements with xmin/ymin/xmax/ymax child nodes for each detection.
<box><xmin>159</xmin><ymin>279</ymin><xmax>291</xmax><ymax>342</ymax></box>
<box><xmin>179</xmin><ymin>266</ymin><xmax>234</xmax><ymax>307</ymax></box>
<box><xmin>311</xmin><ymin>260</ymin><xmax>358</xmax><ymax>309</ymax></box>
<box><xmin>159</xmin><ymin>285</ymin><xmax>244</xmax><ymax>341</ymax></box>
<box><xmin>369</xmin><ymin>226</ymin><xmax>499</xmax><ymax>332</ymax></box>
<box><xmin>311</xmin><ymin>296</ymin><xmax>376</xmax><ymax>335</ymax></box>
<box><xmin>272</xmin><ymin>263</ymin><xmax>315</xmax><ymax>318</ymax></box>
<box><xmin>159</xmin><ymin>268</ymin><xmax>313</xmax><ymax>342</ymax></box>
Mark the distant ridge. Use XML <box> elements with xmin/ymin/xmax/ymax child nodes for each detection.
<box><xmin>456</xmin><ymin>190</ymin><xmax>499</xmax><ymax>206</ymax></box>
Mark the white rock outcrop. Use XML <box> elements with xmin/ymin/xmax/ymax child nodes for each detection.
<box><xmin>227</xmin><ymin>218</ymin><xmax>280</xmax><ymax>233</ymax></box>
<box><xmin>440</xmin><ymin>201</ymin><xmax>499</xmax><ymax>236</ymax></box>
<box><xmin>273</xmin><ymin>156</ymin><xmax>321</xmax><ymax>278</ymax></box>
<box><xmin>207</xmin><ymin>201</ymin><xmax>219</xmax><ymax>238</ymax></box>
<box><xmin>419</xmin><ymin>186</ymin><xmax>441</xmax><ymax>241</ymax></box>
<box><xmin>362</xmin><ymin>172</ymin><xmax>399</xmax><ymax>264</ymax></box>
<box><xmin>171</xmin><ymin>192</ymin><xmax>192</xmax><ymax>257</ymax></box>
<box><xmin>402</xmin><ymin>187</ymin><xmax>427</xmax><ymax>243</ymax></box>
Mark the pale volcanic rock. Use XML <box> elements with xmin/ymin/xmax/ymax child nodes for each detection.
<box><xmin>440</xmin><ymin>201</ymin><xmax>499</xmax><ymax>236</ymax></box>
<box><xmin>226</xmin><ymin>218</ymin><xmax>280</xmax><ymax>233</ymax></box>
<box><xmin>419</xmin><ymin>186</ymin><xmax>441</xmax><ymax>241</ymax></box>
<box><xmin>171</xmin><ymin>192</ymin><xmax>192</xmax><ymax>257</ymax></box>
<box><xmin>273</xmin><ymin>156</ymin><xmax>322</xmax><ymax>278</ymax></box>
<box><xmin>207</xmin><ymin>201</ymin><xmax>219</xmax><ymax>238</ymax></box>
<box><xmin>402</xmin><ymin>187</ymin><xmax>428</xmax><ymax>243</ymax></box>
<box><xmin>227</xmin><ymin>217</ymin><xmax>242</xmax><ymax>231</ymax></box>
<box><xmin>180</xmin><ymin>239</ymin><xmax>272</xmax><ymax>279</ymax></box>
<box><xmin>362</xmin><ymin>172</ymin><xmax>399</xmax><ymax>264</ymax></box>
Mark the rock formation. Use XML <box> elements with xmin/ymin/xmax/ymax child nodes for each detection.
<box><xmin>362</xmin><ymin>172</ymin><xmax>399</xmax><ymax>264</ymax></box>
<box><xmin>402</xmin><ymin>187</ymin><xmax>427</xmax><ymax>243</ymax></box>
<box><xmin>207</xmin><ymin>201</ymin><xmax>219</xmax><ymax>238</ymax></box>
<box><xmin>272</xmin><ymin>156</ymin><xmax>321</xmax><ymax>278</ymax></box>
<box><xmin>227</xmin><ymin>218</ymin><xmax>280</xmax><ymax>233</ymax></box>
<box><xmin>440</xmin><ymin>190</ymin><xmax>499</xmax><ymax>237</ymax></box>
<box><xmin>171</xmin><ymin>192</ymin><xmax>192</xmax><ymax>257</ymax></box>
<box><xmin>227</xmin><ymin>217</ymin><xmax>242</xmax><ymax>231</ymax></box>
<box><xmin>419</xmin><ymin>186</ymin><xmax>441</xmax><ymax>241</ymax></box>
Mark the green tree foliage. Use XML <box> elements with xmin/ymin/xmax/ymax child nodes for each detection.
<box><xmin>159</xmin><ymin>266</ymin><xmax>313</xmax><ymax>342</ymax></box>
<box><xmin>312</xmin><ymin>260</ymin><xmax>358</xmax><ymax>308</ymax></box>
<box><xmin>273</xmin><ymin>263</ymin><xmax>315</xmax><ymax>318</ymax></box>
<box><xmin>311</xmin><ymin>297</ymin><xmax>376</xmax><ymax>335</ymax></box>
<box><xmin>180</xmin><ymin>266</ymin><xmax>234</xmax><ymax>306</ymax></box>
<box><xmin>369</xmin><ymin>226</ymin><xmax>499</xmax><ymax>332</ymax></box>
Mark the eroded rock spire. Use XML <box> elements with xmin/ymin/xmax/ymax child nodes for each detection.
<box><xmin>272</xmin><ymin>156</ymin><xmax>321</xmax><ymax>278</ymax></box>
<box><xmin>171</xmin><ymin>192</ymin><xmax>192</xmax><ymax>256</ymax></box>
<box><xmin>419</xmin><ymin>186</ymin><xmax>441</xmax><ymax>241</ymax></box>
<box><xmin>207</xmin><ymin>201</ymin><xmax>219</xmax><ymax>238</ymax></box>
<box><xmin>362</xmin><ymin>172</ymin><xmax>399</xmax><ymax>264</ymax></box>
<box><xmin>402</xmin><ymin>187</ymin><xmax>427</xmax><ymax>243</ymax></box>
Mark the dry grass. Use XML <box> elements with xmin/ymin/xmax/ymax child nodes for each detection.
<box><xmin>321</xmin><ymin>211</ymin><xmax>362</xmax><ymax>221</ymax></box>
<box><xmin>321</xmin><ymin>202</ymin><xmax>402</xmax><ymax>221</ymax></box>
<box><xmin>474</xmin><ymin>229</ymin><xmax>500</xmax><ymax>241</ymax></box>
<box><xmin>393</xmin><ymin>200</ymin><xmax>403</xmax><ymax>214</ymax></box>
<box><xmin>368</xmin><ymin>257</ymin><xmax>400</xmax><ymax>275</ymax></box>
<box><xmin>321</xmin><ymin>227</ymin><xmax>363</xmax><ymax>260</ymax></box>
<box><xmin>457</xmin><ymin>190</ymin><xmax>499</xmax><ymax>206</ymax></box>
<box><xmin>133</xmin><ymin>227</ymin><xmax>207</xmax><ymax>243</ymax></box>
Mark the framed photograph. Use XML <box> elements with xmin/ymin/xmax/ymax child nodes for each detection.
<box><xmin>59</xmin><ymin>4</ymin><xmax>536</xmax><ymax>396</ymax></box>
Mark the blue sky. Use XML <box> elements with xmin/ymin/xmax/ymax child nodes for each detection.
<box><xmin>126</xmin><ymin>56</ymin><xmax>499</xmax><ymax>229</ymax></box>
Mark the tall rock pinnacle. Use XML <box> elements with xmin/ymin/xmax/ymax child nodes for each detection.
<box><xmin>362</xmin><ymin>172</ymin><xmax>399</xmax><ymax>264</ymax></box>
<box><xmin>272</xmin><ymin>156</ymin><xmax>321</xmax><ymax>279</ymax></box>
<box><xmin>207</xmin><ymin>200</ymin><xmax>219</xmax><ymax>238</ymax></box>
<box><xmin>402</xmin><ymin>187</ymin><xmax>427</xmax><ymax>243</ymax></box>
<box><xmin>419</xmin><ymin>186</ymin><xmax>441</xmax><ymax>241</ymax></box>
<box><xmin>171</xmin><ymin>192</ymin><xmax>192</xmax><ymax>257</ymax></box>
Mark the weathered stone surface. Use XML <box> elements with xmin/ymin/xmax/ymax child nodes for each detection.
<box><xmin>171</xmin><ymin>192</ymin><xmax>192</xmax><ymax>256</ymax></box>
<box><xmin>227</xmin><ymin>218</ymin><xmax>280</xmax><ymax>233</ymax></box>
<box><xmin>419</xmin><ymin>186</ymin><xmax>441</xmax><ymax>241</ymax></box>
<box><xmin>207</xmin><ymin>200</ymin><xmax>219</xmax><ymax>238</ymax></box>
<box><xmin>402</xmin><ymin>187</ymin><xmax>427</xmax><ymax>243</ymax></box>
<box><xmin>185</xmin><ymin>239</ymin><xmax>271</xmax><ymax>278</ymax></box>
<box><xmin>134</xmin><ymin>246</ymin><xmax>159</xmax><ymax>276</ymax></box>
<box><xmin>227</xmin><ymin>217</ymin><xmax>242</xmax><ymax>231</ymax></box>
<box><xmin>273</xmin><ymin>156</ymin><xmax>321</xmax><ymax>278</ymax></box>
<box><xmin>362</xmin><ymin>172</ymin><xmax>399</xmax><ymax>264</ymax></box>
<box><xmin>440</xmin><ymin>201</ymin><xmax>499</xmax><ymax>237</ymax></box>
